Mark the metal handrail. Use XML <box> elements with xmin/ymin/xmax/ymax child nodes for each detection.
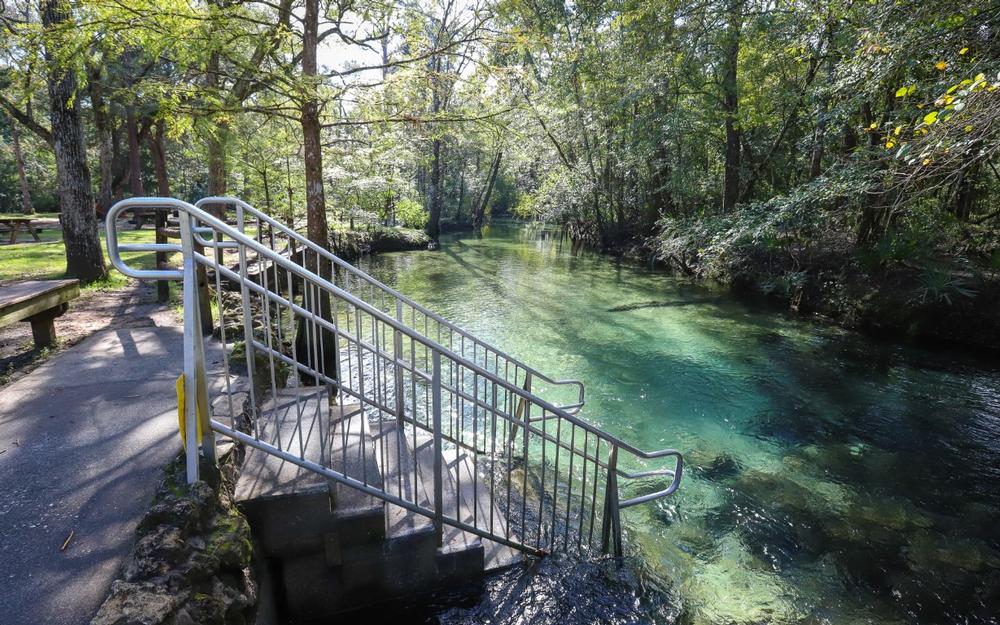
<box><xmin>105</xmin><ymin>196</ymin><xmax>683</xmax><ymax>556</ymax></box>
<box><xmin>194</xmin><ymin>196</ymin><xmax>586</xmax><ymax>415</ymax></box>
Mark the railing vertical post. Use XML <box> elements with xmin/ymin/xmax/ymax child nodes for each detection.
<box><xmin>179</xmin><ymin>212</ymin><xmax>215</xmax><ymax>483</ymax></box>
<box><xmin>394</xmin><ymin>300</ymin><xmax>405</xmax><ymax>425</ymax></box>
<box><xmin>508</xmin><ymin>372</ymin><xmax>532</xmax><ymax>447</ymax></box>
<box><xmin>600</xmin><ymin>445</ymin><xmax>622</xmax><ymax>557</ymax></box>
<box><xmin>234</xmin><ymin>208</ymin><xmax>259</xmax><ymax>418</ymax></box>
<box><xmin>431</xmin><ymin>350</ymin><xmax>444</xmax><ymax>546</ymax></box>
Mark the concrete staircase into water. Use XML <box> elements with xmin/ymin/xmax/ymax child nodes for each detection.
<box><xmin>234</xmin><ymin>388</ymin><xmax>519</xmax><ymax>619</ymax></box>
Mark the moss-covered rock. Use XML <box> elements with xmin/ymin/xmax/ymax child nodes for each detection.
<box><xmin>677</xmin><ymin>533</ymin><xmax>805</xmax><ymax>625</ymax></box>
<box><xmin>846</xmin><ymin>494</ymin><xmax>933</xmax><ymax>533</ymax></box>
<box><xmin>90</xmin><ymin>451</ymin><xmax>255</xmax><ymax>625</ymax></box>
<box><xmin>90</xmin><ymin>581</ymin><xmax>182</xmax><ymax>625</ymax></box>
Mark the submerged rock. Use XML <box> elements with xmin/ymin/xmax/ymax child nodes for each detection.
<box><xmin>795</xmin><ymin>442</ymin><xmax>904</xmax><ymax>486</ymax></box>
<box><xmin>905</xmin><ymin>531</ymin><xmax>1000</xmax><ymax>574</ymax></box>
<box><xmin>670</xmin><ymin>520</ymin><xmax>717</xmax><ymax>557</ymax></box>
<box><xmin>731</xmin><ymin>470</ymin><xmax>815</xmax><ymax>513</ymax></box>
<box><xmin>846</xmin><ymin>494</ymin><xmax>933</xmax><ymax>533</ymax></box>
<box><xmin>686</xmin><ymin>449</ymin><xmax>741</xmax><ymax>480</ymax></box>
<box><xmin>678</xmin><ymin>533</ymin><xmax>805</xmax><ymax>625</ymax></box>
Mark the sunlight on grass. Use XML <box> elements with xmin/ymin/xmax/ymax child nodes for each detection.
<box><xmin>0</xmin><ymin>227</ymin><xmax>176</xmax><ymax>290</ymax></box>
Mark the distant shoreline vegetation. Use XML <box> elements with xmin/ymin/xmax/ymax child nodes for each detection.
<box><xmin>514</xmin><ymin>215</ymin><xmax>1000</xmax><ymax>356</ymax></box>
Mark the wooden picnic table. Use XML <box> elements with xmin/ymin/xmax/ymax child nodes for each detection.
<box><xmin>0</xmin><ymin>215</ymin><xmax>42</xmax><ymax>244</ymax></box>
<box><xmin>0</xmin><ymin>279</ymin><xmax>80</xmax><ymax>348</ymax></box>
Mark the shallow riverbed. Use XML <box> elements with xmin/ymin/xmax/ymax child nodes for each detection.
<box><xmin>359</xmin><ymin>222</ymin><xmax>1000</xmax><ymax>625</ymax></box>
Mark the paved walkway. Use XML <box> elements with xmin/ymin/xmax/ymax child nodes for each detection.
<box><xmin>0</xmin><ymin>326</ymin><xmax>231</xmax><ymax>625</ymax></box>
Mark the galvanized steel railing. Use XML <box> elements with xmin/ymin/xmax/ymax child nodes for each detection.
<box><xmin>105</xmin><ymin>197</ymin><xmax>683</xmax><ymax>557</ymax></box>
<box><xmin>195</xmin><ymin>196</ymin><xmax>586</xmax><ymax>417</ymax></box>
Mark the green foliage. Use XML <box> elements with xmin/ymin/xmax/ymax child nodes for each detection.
<box><xmin>396</xmin><ymin>197</ymin><xmax>428</xmax><ymax>229</ymax></box>
<box><xmin>913</xmin><ymin>267</ymin><xmax>978</xmax><ymax>306</ymax></box>
<box><xmin>656</xmin><ymin>167</ymin><xmax>872</xmax><ymax>280</ymax></box>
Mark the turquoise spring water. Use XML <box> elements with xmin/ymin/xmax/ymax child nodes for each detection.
<box><xmin>360</xmin><ymin>222</ymin><xmax>1000</xmax><ymax>625</ymax></box>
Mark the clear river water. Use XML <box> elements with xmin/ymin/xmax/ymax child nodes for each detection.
<box><xmin>359</xmin><ymin>222</ymin><xmax>1000</xmax><ymax>625</ymax></box>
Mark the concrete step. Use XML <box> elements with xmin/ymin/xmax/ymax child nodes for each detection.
<box><xmin>370</xmin><ymin>421</ymin><xmax>486</xmax><ymax>587</ymax></box>
<box><xmin>371</xmin><ymin>420</ymin><xmax>434</xmax><ymax>539</ymax></box>
<box><xmin>238</xmin><ymin>396</ymin><xmax>518</xmax><ymax>619</ymax></box>
<box><xmin>401</xmin><ymin>426</ymin><xmax>485</xmax><ymax>576</ymax></box>
<box><xmin>367</xmin><ymin>420</ymin><xmax>486</xmax><ymax>576</ymax></box>
<box><xmin>445</xmin><ymin>445</ymin><xmax>522</xmax><ymax>570</ymax></box>
<box><xmin>234</xmin><ymin>388</ymin><xmax>333</xmax><ymax>556</ymax></box>
<box><xmin>326</xmin><ymin>403</ymin><xmax>385</xmax><ymax>551</ymax></box>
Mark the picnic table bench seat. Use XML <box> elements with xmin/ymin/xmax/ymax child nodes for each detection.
<box><xmin>0</xmin><ymin>279</ymin><xmax>80</xmax><ymax>348</ymax></box>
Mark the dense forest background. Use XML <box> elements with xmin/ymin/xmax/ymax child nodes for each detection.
<box><xmin>2</xmin><ymin>0</ymin><xmax>999</xmax><ymax>347</ymax></box>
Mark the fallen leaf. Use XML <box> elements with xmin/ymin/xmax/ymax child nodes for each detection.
<box><xmin>61</xmin><ymin>529</ymin><xmax>75</xmax><ymax>551</ymax></box>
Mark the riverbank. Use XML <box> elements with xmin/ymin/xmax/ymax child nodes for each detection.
<box><xmin>330</xmin><ymin>224</ymin><xmax>430</xmax><ymax>261</ymax></box>
<box><xmin>542</xmin><ymin>218</ymin><xmax>1000</xmax><ymax>356</ymax></box>
<box><xmin>642</xmin><ymin>226</ymin><xmax>1000</xmax><ymax>355</ymax></box>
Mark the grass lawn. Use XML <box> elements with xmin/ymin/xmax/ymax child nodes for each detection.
<box><xmin>1</xmin><ymin>227</ymin><xmax>175</xmax><ymax>291</ymax></box>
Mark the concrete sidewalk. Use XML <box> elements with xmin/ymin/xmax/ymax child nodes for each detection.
<box><xmin>0</xmin><ymin>326</ymin><xmax>232</xmax><ymax>625</ymax></box>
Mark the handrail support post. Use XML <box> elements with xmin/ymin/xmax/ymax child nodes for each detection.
<box><xmin>431</xmin><ymin>351</ymin><xmax>444</xmax><ymax>546</ymax></box>
<box><xmin>179</xmin><ymin>212</ymin><xmax>216</xmax><ymax>483</ymax></box>
<box><xmin>601</xmin><ymin>445</ymin><xmax>623</xmax><ymax>557</ymax></box>
<box><xmin>394</xmin><ymin>300</ymin><xmax>405</xmax><ymax>425</ymax></box>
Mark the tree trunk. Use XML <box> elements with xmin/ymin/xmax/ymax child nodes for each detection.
<box><xmin>427</xmin><ymin>137</ymin><xmax>443</xmax><ymax>240</ymax></box>
<box><xmin>455</xmin><ymin>165</ymin><xmax>466</xmax><ymax>223</ymax></box>
<box><xmin>126</xmin><ymin>106</ymin><xmax>145</xmax><ymax>230</ymax></box>
<box><xmin>296</xmin><ymin>0</ymin><xmax>337</xmax><ymax>389</ymax></box>
<box><xmin>7</xmin><ymin>113</ymin><xmax>33</xmax><ymax>214</ymax></box>
<box><xmin>285</xmin><ymin>155</ymin><xmax>295</xmax><ymax>227</ymax></box>
<box><xmin>89</xmin><ymin>71</ymin><xmax>114</xmax><ymax>212</ymax></box>
<box><xmin>425</xmin><ymin>57</ymin><xmax>443</xmax><ymax>242</ymax></box>
<box><xmin>43</xmin><ymin>0</ymin><xmax>106</xmax><ymax>283</ymax></box>
<box><xmin>262</xmin><ymin>163</ymin><xmax>272</xmax><ymax>214</ymax></box>
<box><xmin>856</xmin><ymin>101</ymin><xmax>886</xmax><ymax>245</ymax></box>
<box><xmin>127</xmin><ymin>105</ymin><xmax>143</xmax><ymax>196</ymax></box>
<box><xmin>952</xmin><ymin>162</ymin><xmax>980</xmax><ymax>221</ymax></box>
<box><xmin>207</xmin><ymin>134</ymin><xmax>226</xmax><ymax>199</ymax></box>
<box><xmin>301</xmin><ymin>0</ymin><xmax>329</xmax><ymax>254</ymax></box>
<box><xmin>473</xmin><ymin>148</ymin><xmax>501</xmax><ymax>229</ymax></box>
<box><xmin>149</xmin><ymin>120</ymin><xmax>170</xmax><ymax>196</ymax></box>
<box><xmin>149</xmin><ymin>119</ymin><xmax>171</xmax><ymax>302</ymax></box>
<box><xmin>721</xmin><ymin>0</ymin><xmax>742</xmax><ymax>212</ymax></box>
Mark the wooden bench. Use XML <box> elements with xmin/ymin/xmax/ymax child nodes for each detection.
<box><xmin>0</xmin><ymin>280</ymin><xmax>80</xmax><ymax>348</ymax></box>
<box><xmin>0</xmin><ymin>216</ymin><xmax>42</xmax><ymax>244</ymax></box>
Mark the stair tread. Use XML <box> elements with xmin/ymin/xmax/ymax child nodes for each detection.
<box><xmin>371</xmin><ymin>421</ymin><xmax>434</xmax><ymax>538</ymax></box>
<box><xmin>373</xmin><ymin>419</ymin><xmax>522</xmax><ymax>568</ymax></box>
<box><xmin>329</xmin><ymin>402</ymin><xmax>383</xmax><ymax>513</ymax></box>
<box><xmin>373</xmin><ymin>421</ymin><xmax>480</xmax><ymax>551</ymax></box>
<box><xmin>445</xmin><ymin>445</ymin><xmax>522</xmax><ymax>570</ymax></box>
<box><xmin>235</xmin><ymin>387</ymin><xmax>330</xmax><ymax>502</ymax></box>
